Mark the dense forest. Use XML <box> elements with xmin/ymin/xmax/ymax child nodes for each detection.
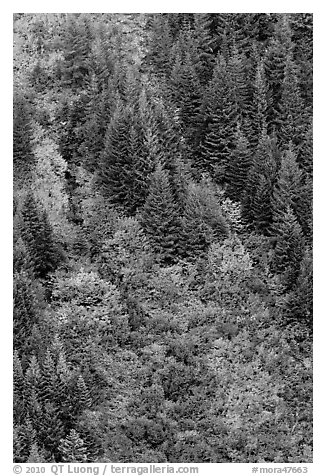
<box><xmin>13</xmin><ymin>13</ymin><xmax>313</xmax><ymax>463</ymax></box>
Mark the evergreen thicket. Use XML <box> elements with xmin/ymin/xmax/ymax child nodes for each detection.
<box><xmin>13</xmin><ymin>13</ymin><xmax>313</xmax><ymax>464</ymax></box>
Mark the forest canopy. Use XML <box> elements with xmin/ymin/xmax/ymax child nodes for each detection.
<box><xmin>13</xmin><ymin>13</ymin><xmax>312</xmax><ymax>464</ymax></box>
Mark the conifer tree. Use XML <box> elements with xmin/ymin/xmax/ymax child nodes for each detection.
<box><xmin>271</xmin><ymin>143</ymin><xmax>302</xmax><ymax>230</ymax></box>
<box><xmin>199</xmin><ymin>55</ymin><xmax>237</xmax><ymax>181</ymax></box>
<box><xmin>290</xmin><ymin>13</ymin><xmax>313</xmax><ymax>106</ymax></box>
<box><xmin>243</xmin><ymin>129</ymin><xmax>277</xmax><ymax>231</ymax></box>
<box><xmin>296</xmin><ymin>173</ymin><xmax>313</xmax><ymax>241</ymax></box>
<box><xmin>20</xmin><ymin>192</ymin><xmax>60</xmax><ymax>279</ymax></box>
<box><xmin>76</xmin><ymin>375</ymin><xmax>92</xmax><ymax>410</ymax></box>
<box><xmin>98</xmin><ymin>103</ymin><xmax>153</xmax><ymax>215</ymax></box>
<box><xmin>144</xmin><ymin>14</ymin><xmax>174</xmax><ymax>76</ymax></box>
<box><xmin>169</xmin><ymin>50</ymin><xmax>202</xmax><ymax>156</ymax></box>
<box><xmin>59</xmin><ymin>429</ymin><xmax>88</xmax><ymax>463</ymax></box>
<box><xmin>264</xmin><ymin>15</ymin><xmax>293</xmax><ymax>135</ymax></box>
<box><xmin>227</xmin><ymin>44</ymin><xmax>251</xmax><ymax>126</ymax></box>
<box><xmin>13</xmin><ymin>272</ymin><xmax>38</xmax><ymax>355</ymax></box>
<box><xmin>13</xmin><ymin>96</ymin><xmax>34</xmax><ymax>180</ymax></box>
<box><xmin>273</xmin><ymin>206</ymin><xmax>305</xmax><ymax>289</ymax></box>
<box><xmin>140</xmin><ymin>164</ymin><xmax>182</xmax><ymax>263</ymax></box>
<box><xmin>61</xmin><ymin>14</ymin><xmax>92</xmax><ymax>89</ymax></box>
<box><xmin>27</xmin><ymin>442</ymin><xmax>44</xmax><ymax>463</ymax></box>
<box><xmin>251</xmin><ymin>174</ymin><xmax>274</xmax><ymax>234</ymax></box>
<box><xmin>13</xmin><ymin>418</ymin><xmax>36</xmax><ymax>463</ymax></box>
<box><xmin>299</xmin><ymin>123</ymin><xmax>313</xmax><ymax>176</ymax></box>
<box><xmin>39</xmin><ymin>402</ymin><xmax>65</xmax><ymax>458</ymax></box>
<box><xmin>279</xmin><ymin>54</ymin><xmax>306</xmax><ymax>149</ymax></box>
<box><xmin>251</xmin><ymin>61</ymin><xmax>270</xmax><ymax>147</ymax></box>
<box><xmin>225</xmin><ymin>126</ymin><xmax>252</xmax><ymax>202</ymax></box>
<box><xmin>24</xmin><ymin>357</ymin><xmax>42</xmax><ymax>431</ymax></box>
<box><xmin>14</xmin><ymin>351</ymin><xmax>26</xmax><ymax>424</ymax></box>
<box><xmin>39</xmin><ymin>350</ymin><xmax>57</xmax><ymax>404</ymax></box>
<box><xmin>289</xmin><ymin>247</ymin><xmax>313</xmax><ymax>330</ymax></box>
<box><xmin>193</xmin><ymin>14</ymin><xmax>215</xmax><ymax>85</ymax></box>
<box><xmin>79</xmin><ymin>75</ymin><xmax>114</xmax><ymax>171</ymax></box>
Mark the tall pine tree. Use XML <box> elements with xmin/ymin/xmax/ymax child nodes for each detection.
<box><xmin>140</xmin><ymin>164</ymin><xmax>182</xmax><ymax>263</ymax></box>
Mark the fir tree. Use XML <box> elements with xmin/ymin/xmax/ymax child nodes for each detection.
<box><xmin>251</xmin><ymin>174</ymin><xmax>274</xmax><ymax>234</ymax></box>
<box><xmin>299</xmin><ymin>123</ymin><xmax>313</xmax><ymax>176</ymax></box>
<box><xmin>144</xmin><ymin>15</ymin><xmax>174</xmax><ymax>77</ymax></box>
<box><xmin>61</xmin><ymin>14</ymin><xmax>92</xmax><ymax>89</ymax></box>
<box><xmin>225</xmin><ymin>126</ymin><xmax>252</xmax><ymax>202</ymax></box>
<box><xmin>227</xmin><ymin>44</ymin><xmax>251</xmax><ymax>127</ymax></box>
<box><xmin>13</xmin><ymin>272</ymin><xmax>38</xmax><ymax>355</ymax></box>
<box><xmin>39</xmin><ymin>349</ymin><xmax>57</xmax><ymax>404</ymax></box>
<box><xmin>14</xmin><ymin>351</ymin><xmax>25</xmax><ymax>424</ymax></box>
<box><xmin>289</xmin><ymin>247</ymin><xmax>313</xmax><ymax>330</ymax></box>
<box><xmin>193</xmin><ymin>14</ymin><xmax>215</xmax><ymax>85</ymax></box>
<box><xmin>98</xmin><ymin>103</ymin><xmax>153</xmax><ymax>215</ymax></box>
<box><xmin>13</xmin><ymin>96</ymin><xmax>34</xmax><ymax>180</ymax></box>
<box><xmin>251</xmin><ymin>61</ymin><xmax>270</xmax><ymax>147</ymax></box>
<box><xmin>76</xmin><ymin>375</ymin><xmax>92</xmax><ymax>410</ymax></box>
<box><xmin>39</xmin><ymin>402</ymin><xmax>65</xmax><ymax>458</ymax></box>
<box><xmin>59</xmin><ymin>429</ymin><xmax>88</xmax><ymax>463</ymax></box>
<box><xmin>296</xmin><ymin>173</ymin><xmax>313</xmax><ymax>241</ymax></box>
<box><xmin>264</xmin><ymin>15</ymin><xmax>293</xmax><ymax>135</ymax></box>
<box><xmin>20</xmin><ymin>193</ymin><xmax>60</xmax><ymax>279</ymax></box>
<box><xmin>27</xmin><ymin>442</ymin><xmax>44</xmax><ymax>463</ymax></box>
<box><xmin>243</xmin><ymin>129</ymin><xmax>277</xmax><ymax>231</ymax></box>
<box><xmin>271</xmin><ymin>143</ymin><xmax>302</xmax><ymax>231</ymax></box>
<box><xmin>199</xmin><ymin>55</ymin><xmax>237</xmax><ymax>181</ymax></box>
<box><xmin>13</xmin><ymin>418</ymin><xmax>36</xmax><ymax>463</ymax></box>
<box><xmin>140</xmin><ymin>164</ymin><xmax>182</xmax><ymax>263</ymax></box>
<box><xmin>279</xmin><ymin>54</ymin><xmax>306</xmax><ymax>149</ymax></box>
<box><xmin>273</xmin><ymin>206</ymin><xmax>305</xmax><ymax>289</ymax></box>
<box><xmin>169</xmin><ymin>49</ymin><xmax>202</xmax><ymax>156</ymax></box>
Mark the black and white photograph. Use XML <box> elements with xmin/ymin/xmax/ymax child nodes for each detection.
<box><xmin>12</xmin><ymin>9</ymin><xmax>313</xmax><ymax>466</ymax></box>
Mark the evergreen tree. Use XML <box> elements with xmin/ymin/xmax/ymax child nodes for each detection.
<box><xmin>251</xmin><ymin>174</ymin><xmax>274</xmax><ymax>234</ymax></box>
<box><xmin>13</xmin><ymin>96</ymin><xmax>34</xmax><ymax>180</ymax></box>
<box><xmin>76</xmin><ymin>375</ymin><xmax>92</xmax><ymax>410</ymax></box>
<box><xmin>251</xmin><ymin>60</ymin><xmax>270</xmax><ymax>147</ymax></box>
<box><xmin>140</xmin><ymin>164</ymin><xmax>182</xmax><ymax>263</ymax></box>
<box><xmin>79</xmin><ymin>76</ymin><xmax>115</xmax><ymax>171</ymax></box>
<box><xmin>13</xmin><ymin>272</ymin><xmax>38</xmax><ymax>355</ymax></box>
<box><xmin>264</xmin><ymin>15</ymin><xmax>293</xmax><ymax>135</ymax></box>
<box><xmin>169</xmin><ymin>49</ymin><xmax>202</xmax><ymax>157</ymax></box>
<box><xmin>290</xmin><ymin>13</ymin><xmax>313</xmax><ymax>106</ymax></box>
<box><xmin>279</xmin><ymin>54</ymin><xmax>306</xmax><ymax>149</ymax></box>
<box><xmin>296</xmin><ymin>172</ymin><xmax>313</xmax><ymax>241</ymax></box>
<box><xmin>243</xmin><ymin>129</ymin><xmax>277</xmax><ymax>232</ymax></box>
<box><xmin>193</xmin><ymin>14</ymin><xmax>215</xmax><ymax>85</ymax></box>
<box><xmin>59</xmin><ymin>429</ymin><xmax>88</xmax><ymax>463</ymax></box>
<box><xmin>227</xmin><ymin>44</ymin><xmax>251</xmax><ymax>129</ymax></box>
<box><xmin>271</xmin><ymin>143</ymin><xmax>302</xmax><ymax>231</ymax></box>
<box><xmin>288</xmin><ymin>247</ymin><xmax>313</xmax><ymax>330</ymax></box>
<box><xmin>13</xmin><ymin>418</ymin><xmax>36</xmax><ymax>463</ymax></box>
<box><xmin>27</xmin><ymin>442</ymin><xmax>44</xmax><ymax>463</ymax></box>
<box><xmin>39</xmin><ymin>349</ymin><xmax>57</xmax><ymax>404</ymax></box>
<box><xmin>20</xmin><ymin>192</ymin><xmax>60</xmax><ymax>279</ymax></box>
<box><xmin>225</xmin><ymin>126</ymin><xmax>251</xmax><ymax>202</ymax></box>
<box><xmin>299</xmin><ymin>123</ymin><xmax>313</xmax><ymax>176</ymax></box>
<box><xmin>144</xmin><ymin>14</ymin><xmax>174</xmax><ymax>77</ymax></box>
<box><xmin>61</xmin><ymin>14</ymin><xmax>92</xmax><ymax>89</ymax></box>
<box><xmin>199</xmin><ymin>55</ymin><xmax>237</xmax><ymax>181</ymax></box>
<box><xmin>14</xmin><ymin>351</ymin><xmax>25</xmax><ymax>424</ymax></box>
<box><xmin>38</xmin><ymin>402</ymin><xmax>65</xmax><ymax>458</ymax></box>
<box><xmin>273</xmin><ymin>206</ymin><xmax>305</xmax><ymax>289</ymax></box>
<box><xmin>98</xmin><ymin>103</ymin><xmax>153</xmax><ymax>215</ymax></box>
